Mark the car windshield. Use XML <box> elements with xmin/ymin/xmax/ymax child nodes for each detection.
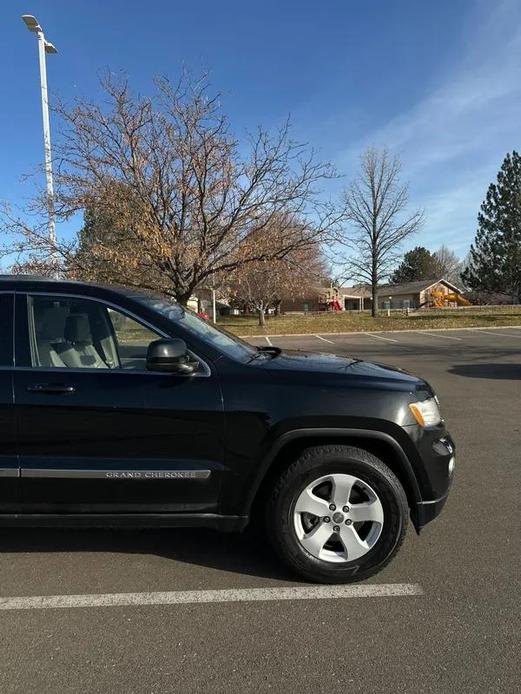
<box><xmin>133</xmin><ymin>294</ymin><xmax>257</xmax><ymax>362</ymax></box>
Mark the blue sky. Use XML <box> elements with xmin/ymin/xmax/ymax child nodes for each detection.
<box><xmin>2</xmin><ymin>0</ymin><xmax>521</xmax><ymax>260</ymax></box>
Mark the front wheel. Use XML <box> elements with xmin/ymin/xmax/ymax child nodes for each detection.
<box><xmin>266</xmin><ymin>445</ymin><xmax>409</xmax><ymax>583</ymax></box>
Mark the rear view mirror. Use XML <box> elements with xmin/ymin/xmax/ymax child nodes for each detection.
<box><xmin>146</xmin><ymin>338</ymin><xmax>196</xmax><ymax>375</ymax></box>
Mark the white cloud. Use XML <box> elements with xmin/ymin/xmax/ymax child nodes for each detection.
<box><xmin>336</xmin><ymin>0</ymin><xmax>521</xmax><ymax>258</ymax></box>
<box><xmin>418</xmin><ymin>173</ymin><xmax>489</xmax><ymax>256</ymax></box>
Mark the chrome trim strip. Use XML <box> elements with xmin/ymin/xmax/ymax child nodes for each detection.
<box><xmin>0</xmin><ymin>468</ymin><xmax>19</xmax><ymax>478</ymax></box>
<box><xmin>23</xmin><ymin>291</ymin><xmax>212</xmax><ymax>377</ymax></box>
<box><xmin>12</xmin><ymin>366</ymin><xmax>205</xmax><ymax>377</ymax></box>
<box><xmin>22</xmin><ymin>469</ymin><xmax>211</xmax><ymax>480</ymax></box>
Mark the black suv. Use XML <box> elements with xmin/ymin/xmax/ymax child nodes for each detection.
<box><xmin>0</xmin><ymin>277</ymin><xmax>454</xmax><ymax>583</ymax></box>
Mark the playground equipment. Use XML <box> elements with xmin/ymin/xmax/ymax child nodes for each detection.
<box><xmin>429</xmin><ymin>290</ymin><xmax>471</xmax><ymax>307</ymax></box>
<box><xmin>319</xmin><ymin>289</ymin><xmax>343</xmax><ymax>311</ymax></box>
<box><xmin>318</xmin><ymin>298</ymin><xmax>342</xmax><ymax>311</ymax></box>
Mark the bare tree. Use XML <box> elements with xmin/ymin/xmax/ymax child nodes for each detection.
<box><xmin>1</xmin><ymin>72</ymin><xmax>339</xmax><ymax>305</ymax></box>
<box><xmin>271</xmin><ymin>245</ymin><xmax>327</xmax><ymax>316</ymax></box>
<box><xmin>229</xmin><ymin>217</ymin><xmax>325</xmax><ymax>326</ymax></box>
<box><xmin>341</xmin><ymin>147</ymin><xmax>423</xmax><ymax>316</ymax></box>
<box><xmin>229</xmin><ymin>259</ymin><xmax>284</xmax><ymax>328</ymax></box>
<box><xmin>433</xmin><ymin>245</ymin><xmax>463</xmax><ymax>286</ymax></box>
<box><xmin>9</xmin><ymin>256</ymin><xmax>56</xmax><ymax>277</ymax></box>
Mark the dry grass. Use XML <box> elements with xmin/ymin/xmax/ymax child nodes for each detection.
<box><xmin>218</xmin><ymin>307</ymin><xmax>521</xmax><ymax>336</ymax></box>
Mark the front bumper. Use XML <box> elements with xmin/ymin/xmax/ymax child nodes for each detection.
<box><xmin>413</xmin><ymin>485</ymin><xmax>451</xmax><ymax>530</ymax></box>
<box><xmin>405</xmin><ymin>427</ymin><xmax>455</xmax><ymax>531</ymax></box>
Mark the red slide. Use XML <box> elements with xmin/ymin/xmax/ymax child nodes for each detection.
<box><xmin>329</xmin><ymin>300</ymin><xmax>342</xmax><ymax>311</ymax></box>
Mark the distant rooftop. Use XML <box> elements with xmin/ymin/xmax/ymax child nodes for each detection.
<box><xmin>338</xmin><ymin>278</ymin><xmax>462</xmax><ymax>297</ymax></box>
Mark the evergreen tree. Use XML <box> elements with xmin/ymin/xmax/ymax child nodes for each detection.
<box><xmin>72</xmin><ymin>205</ymin><xmax>126</xmax><ymax>282</ymax></box>
<box><xmin>462</xmin><ymin>151</ymin><xmax>521</xmax><ymax>302</ymax></box>
<box><xmin>390</xmin><ymin>246</ymin><xmax>438</xmax><ymax>284</ymax></box>
<box><xmin>71</xmin><ymin>184</ymin><xmax>149</xmax><ymax>285</ymax></box>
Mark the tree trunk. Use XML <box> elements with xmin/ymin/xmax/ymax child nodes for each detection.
<box><xmin>177</xmin><ymin>290</ymin><xmax>192</xmax><ymax>307</ymax></box>
<box><xmin>274</xmin><ymin>300</ymin><xmax>282</xmax><ymax>316</ymax></box>
<box><xmin>371</xmin><ymin>282</ymin><xmax>378</xmax><ymax>317</ymax></box>
<box><xmin>258</xmin><ymin>304</ymin><xmax>266</xmax><ymax>327</ymax></box>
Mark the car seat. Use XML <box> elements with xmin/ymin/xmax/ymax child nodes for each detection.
<box><xmin>57</xmin><ymin>314</ymin><xmax>108</xmax><ymax>369</ymax></box>
<box><xmin>35</xmin><ymin>306</ymin><xmax>68</xmax><ymax>367</ymax></box>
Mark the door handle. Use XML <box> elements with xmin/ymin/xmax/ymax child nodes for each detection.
<box><xmin>26</xmin><ymin>383</ymin><xmax>76</xmax><ymax>394</ymax></box>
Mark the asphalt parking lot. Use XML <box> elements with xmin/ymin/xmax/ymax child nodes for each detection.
<box><xmin>1</xmin><ymin>327</ymin><xmax>520</xmax><ymax>693</ymax></box>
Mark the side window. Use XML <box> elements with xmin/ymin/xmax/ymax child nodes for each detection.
<box><xmin>106</xmin><ymin>308</ymin><xmax>161</xmax><ymax>370</ymax></box>
<box><xmin>0</xmin><ymin>294</ymin><xmax>14</xmax><ymax>366</ymax></box>
<box><xmin>28</xmin><ymin>296</ymin><xmax>162</xmax><ymax>371</ymax></box>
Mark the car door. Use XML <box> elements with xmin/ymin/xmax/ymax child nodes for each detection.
<box><xmin>0</xmin><ymin>292</ymin><xmax>17</xmax><ymax>511</ymax></box>
<box><xmin>14</xmin><ymin>292</ymin><xmax>225</xmax><ymax>514</ymax></box>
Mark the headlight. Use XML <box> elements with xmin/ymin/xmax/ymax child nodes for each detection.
<box><xmin>409</xmin><ymin>397</ymin><xmax>442</xmax><ymax>427</ymax></box>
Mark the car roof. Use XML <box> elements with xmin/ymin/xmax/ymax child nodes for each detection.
<box><xmin>0</xmin><ymin>274</ymin><xmax>125</xmax><ymax>293</ymax></box>
<box><xmin>0</xmin><ymin>273</ymin><xmax>154</xmax><ymax>304</ymax></box>
<box><xmin>1</xmin><ymin>274</ymin><xmax>97</xmax><ymax>285</ymax></box>
<box><xmin>0</xmin><ymin>275</ymin><xmax>182</xmax><ymax>315</ymax></box>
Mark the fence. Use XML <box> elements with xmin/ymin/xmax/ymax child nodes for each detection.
<box><xmin>282</xmin><ymin>304</ymin><xmax>521</xmax><ymax>317</ymax></box>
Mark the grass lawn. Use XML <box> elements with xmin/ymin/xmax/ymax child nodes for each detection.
<box><xmin>218</xmin><ymin>307</ymin><xmax>521</xmax><ymax>336</ymax></box>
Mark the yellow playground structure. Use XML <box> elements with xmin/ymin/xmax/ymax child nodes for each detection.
<box><xmin>428</xmin><ymin>290</ymin><xmax>471</xmax><ymax>307</ymax></box>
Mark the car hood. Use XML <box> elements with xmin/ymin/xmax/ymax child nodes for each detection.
<box><xmin>256</xmin><ymin>349</ymin><xmax>423</xmax><ymax>386</ymax></box>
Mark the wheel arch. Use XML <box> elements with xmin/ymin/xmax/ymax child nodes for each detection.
<box><xmin>246</xmin><ymin>428</ymin><xmax>422</xmax><ymax>524</ymax></box>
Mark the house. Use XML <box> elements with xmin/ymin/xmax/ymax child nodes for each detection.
<box><xmin>281</xmin><ymin>279</ymin><xmax>469</xmax><ymax>313</ymax></box>
<box><xmin>339</xmin><ymin>279</ymin><xmax>469</xmax><ymax>310</ymax></box>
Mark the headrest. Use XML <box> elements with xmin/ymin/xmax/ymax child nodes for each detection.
<box><xmin>65</xmin><ymin>314</ymin><xmax>92</xmax><ymax>343</ymax></box>
<box><xmin>38</xmin><ymin>307</ymin><xmax>67</xmax><ymax>341</ymax></box>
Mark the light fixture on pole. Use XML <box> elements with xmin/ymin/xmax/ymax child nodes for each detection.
<box><xmin>21</xmin><ymin>14</ymin><xmax>58</xmax><ymax>249</ymax></box>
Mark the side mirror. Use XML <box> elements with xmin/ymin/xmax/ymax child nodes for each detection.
<box><xmin>146</xmin><ymin>338</ymin><xmax>196</xmax><ymax>375</ymax></box>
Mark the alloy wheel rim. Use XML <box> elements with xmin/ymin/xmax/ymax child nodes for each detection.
<box><xmin>293</xmin><ymin>473</ymin><xmax>384</xmax><ymax>563</ymax></box>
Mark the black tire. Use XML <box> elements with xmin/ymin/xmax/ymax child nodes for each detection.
<box><xmin>266</xmin><ymin>445</ymin><xmax>408</xmax><ymax>584</ymax></box>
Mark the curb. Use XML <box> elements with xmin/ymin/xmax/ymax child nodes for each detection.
<box><xmin>237</xmin><ymin>325</ymin><xmax>521</xmax><ymax>339</ymax></box>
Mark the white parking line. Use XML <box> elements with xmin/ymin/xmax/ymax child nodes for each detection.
<box><xmin>315</xmin><ymin>334</ymin><xmax>335</xmax><ymax>344</ymax></box>
<box><xmin>474</xmin><ymin>330</ymin><xmax>521</xmax><ymax>339</ymax></box>
<box><xmin>416</xmin><ymin>331</ymin><xmax>463</xmax><ymax>341</ymax></box>
<box><xmin>265</xmin><ymin>336</ymin><xmax>273</xmax><ymax>346</ymax></box>
<box><xmin>240</xmin><ymin>325</ymin><xmax>521</xmax><ymax>339</ymax></box>
<box><xmin>0</xmin><ymin>584</ymin><xmax>423</xmax><ymax>611</ymax></box>
<box><xmin>363</xmin><ymin>332</ymin><xmax>398</xmax><ymax>343</ymax></box>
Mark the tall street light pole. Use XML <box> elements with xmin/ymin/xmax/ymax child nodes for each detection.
<box><xmin>21</xmin><ymin>15</ymin><xmax>58</xmax><ymax>248</ymax></box>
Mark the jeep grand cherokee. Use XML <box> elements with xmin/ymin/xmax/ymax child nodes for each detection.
<box><xmin>0</xmin><ymin>277</ymin><xmax>455</xmax><ymax>583</ymax></box>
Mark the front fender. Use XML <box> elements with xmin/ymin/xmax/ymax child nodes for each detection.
<box><xmin>239</xmin><ymin>426</ymin><xmax>422</xmax><ymax>517</ymax></box>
